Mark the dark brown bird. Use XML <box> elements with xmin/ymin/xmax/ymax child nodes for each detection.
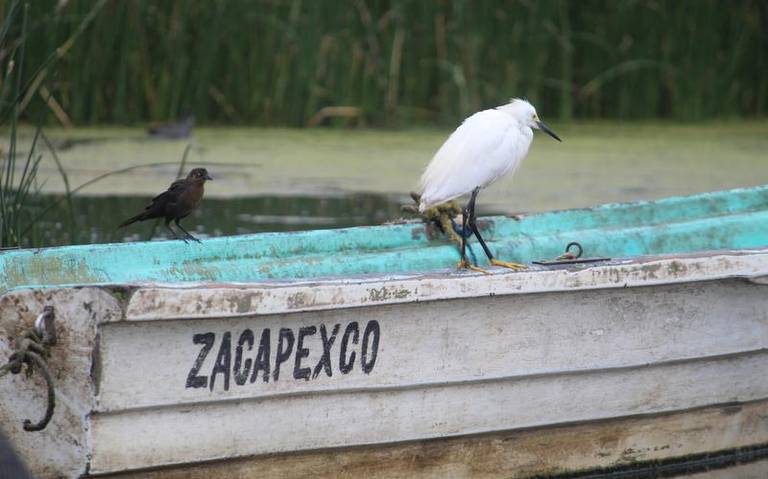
<box><xmin>118</xmin><ymin>168</ymin><xmax>213</xmax><ymax>243</ymax></box>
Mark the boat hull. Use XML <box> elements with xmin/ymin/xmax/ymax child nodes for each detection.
<box><xmin>1</xmin><ymin>249</ymin><xmax>767</xmax><ymax>477</ymax></box>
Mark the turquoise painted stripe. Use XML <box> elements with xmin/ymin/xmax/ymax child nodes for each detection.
<box><xmin>1</xmin><ymin>185</ymin><xmax>767</xmax><ymax>293</ymax></box>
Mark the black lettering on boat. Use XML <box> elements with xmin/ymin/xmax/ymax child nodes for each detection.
<box><xmin>233</xmin><ymin>329</ymin><xmax>254</xmax><ymax>386</ymax></box>
<box><xmin>273</xmin><ymin>328</ymin><xmax>295</xmax><ymax>382</ymax></box>
<box><xmin>185</xmin><ymin>332</ymin><xmax>215</xmax><ymax>389</ymax></box>
<box><xmin>210</xmin><ymin>331</ymin><xmax>232</xmax><ymax>392</ymax></box>
<box><xmin>313</xmin><ymin>323</ymin><xmax>340</xmax><ymax>379</ymax></box>
<box><xmin>339</xmin><ymin>322</ymin><xmax>359</xmax><ymax>375</ymax></box>
<box><xmin>250</xmin><ymin>328</ymin><xmax>271</xmax><ymax>383</ymax></box>
<box><xmin>361</xmin><ymin>320</ymin><xmax>380</xmax><ymax>374</ymax></box>
<box><xmin>186</xmin><ymin>320</ymin><xmax>382</xmax><ymax>392</ymax></box>
<box><xmin>294</xmin><ymin>326</ymin><xmax>317</xmax><ymax>381</ymax></box>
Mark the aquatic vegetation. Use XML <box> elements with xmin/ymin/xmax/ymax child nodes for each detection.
<box><xmin>0</xmin><ymin>0</ymin><xmax>106</xmax><ymax>247</ymax></box>
<box><xmin>0</xmin><ymin>1</ymin><xmax>42</xmax><ymax>247</ymax></box>
<box><xmin>9</xmin><ymin>0</ymin><xmax>768</xmax><ymax>126</ymax></box>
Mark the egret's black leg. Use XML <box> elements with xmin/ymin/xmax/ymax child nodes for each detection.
<box><xmin>467</xmin><ymin>187</ymin><xmax>526</xmax><ymax>270</ymax></box>
<box><xmin>457</xmin><ymin>189</ymin><xmax>489</xmax><ymax>274</ymax></box>
<box><xmin>466</xmin><ymin>187</ymin><xmax>494</xmax><ymax>260</ymax></box>
<box><xmin>174</xmin><ymin>218</ymin><xmax>201</xmax><ymax>243</ymax></box>
<box><xmin>460</xmin><ymin>206</ymin><xmax>468</xmax><ymax>262</ymax></box>
<box><xmin>165</xmin><ymin>218</ymin><xmax>187</xmax><ymax>243</ymax></box>
<box><xmin>450</xmin><ymin>217</ymin><xmax>477</xmax><ymax>265</ymax></box>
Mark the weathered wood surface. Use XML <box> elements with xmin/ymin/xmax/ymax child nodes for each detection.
<box><xmin>99</xmin><ymin>279</ymin><xmax>768</xmax><ymax>410</ymax></box>
<box><xmin>0</xmin><ymin>250</ymin><xmax>767</xmax><ymax>477</ymax></box>
<box><xmin>87</xmin><ymin>252</ymin><xmax>768</xmax><ymax>474</ymax></box>
<box><xmin>90</xmin><ymin>351</ymin><xmax>768</xmax><ymax>472</ymax></box>
<box><xmin>107</xmin><ymin>400</ymin><xmax>768</xmax><ymax>479</ymax></box>
<box><xmin>0</xmin><ymin>288</ymin><xmax>122</xmax><ymax>479</ymax></box>
<box><xmin>123</xmin><ymin>248</ymin><xmax>768</xmax><ymax>320</ymax></box>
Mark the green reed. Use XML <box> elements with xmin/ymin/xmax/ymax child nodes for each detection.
<box><xmin>5</xmin><ymin>0</ymin><xmax>768</xmax><ymax>127</ymax></box>
<box><xmin>0</xmin><ymin>0</ymin><xmax>40</xmax><ymax>248</ymax></box>
<box><xmin>0</xmin><ymin>0</ymin><xmax>104</xmax><ymax>247</ymax></box>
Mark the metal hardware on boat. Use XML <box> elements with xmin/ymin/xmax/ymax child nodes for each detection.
<box><xmin>34</xmin><ymin>306</ymin><xmax>57</xmax><ymax>346</ymax></box>
<box><xmin>0</xmin><ymin>306</ymin><xmax>57</xmax><ymax>432</ymax></box>
<box><xmin>533</xmin><ymin>242</ymin><xmax>611</xmax><ymax>266</ymax></box>
<box><xmin>557</xmin><ymin>241</ymin><xmax>583</xmax><ymax>261</ymax></box>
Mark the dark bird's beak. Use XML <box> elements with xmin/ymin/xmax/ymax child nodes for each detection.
<box><xmin>205</xmin><ymin>174</ymin><xmax>213</xmax><ymax>181</ymax></box>
<box><xmin>536</xmin><ymin>120</ymin><xmax>562</xmax><ymax>142</ymax></box>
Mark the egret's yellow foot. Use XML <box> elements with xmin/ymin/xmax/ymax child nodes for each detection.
<box><xmin>457</xmin><ymin>258</ymin><xmax>491</xmax><ymax>274</ymax></box>
<box><xmin>490</xmin><ymin>259</ymin><xmax>527</xmax><ymax>270</ymax></box>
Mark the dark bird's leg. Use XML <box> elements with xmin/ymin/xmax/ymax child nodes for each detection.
<box><xmin>174</xmin><ymin>218</ymin><xmax>201</xmax><ymax>243</ymax></box>
<box><xmin>467</xmin><ymin>187</ymin><xmax>526</xmax><ymax>270</ymax></box>
<box><xmin>165</xmin><ymin>218</ymin><xmax>186</xmax><ymax>243</ymax></box>
<box><xmin>457</xmin><ymin>193</ymin><xmax>490</xmax><ymax>274</ymax></box>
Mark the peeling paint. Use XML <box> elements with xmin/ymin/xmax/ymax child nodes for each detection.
<box><xmin>1</xmin><ymin>186</ymin><xmax>766</xmax><ymax>293</ymax></box>
<box><xmin>2</xmin><ymin>255</ymin><xmax>103</xmax><ymax>293</ymax></box>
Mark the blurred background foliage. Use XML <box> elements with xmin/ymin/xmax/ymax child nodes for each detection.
<box><xmin>2</xmin><ymin>0</ymin><xmax>767</xmax><ymax>127</ymax></box>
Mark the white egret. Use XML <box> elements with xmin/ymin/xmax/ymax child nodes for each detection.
<box><xmin>418</xmin><ymin>98</ymin><xmax>561</xmax><ymax>272</ymax></box>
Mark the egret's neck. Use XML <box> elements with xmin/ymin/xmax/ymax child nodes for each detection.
<box><xmin>519</xmin><ymin>123</ymin><xmax>534</xmax><ymax>141</ymax></box>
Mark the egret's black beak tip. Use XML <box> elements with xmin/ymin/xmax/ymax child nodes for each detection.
<box><xmin>536</xmin><ymin>120</ymin><xmax>562</xmax><ymax>143</ymax></box>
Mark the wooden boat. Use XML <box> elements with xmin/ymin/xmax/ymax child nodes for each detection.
<box><xmin>1</xmin><ymin>185</ymin><xmax>767</xmax><ymax>478</ymax></box>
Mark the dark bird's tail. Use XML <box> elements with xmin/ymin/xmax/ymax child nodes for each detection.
<box><xmin>118</xmin><ymin>211</ymin><xmax>151</xmax><ymax>229</ymax></box>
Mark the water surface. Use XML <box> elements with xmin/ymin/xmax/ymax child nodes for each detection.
<box><xmin>27</xmin><ymin>193</ymin><xmax>407</xmax><ymax>246</ymax></box>
<box><xmin>5</xmin><ymin>121</ymin><xmax>768</xmax><ymax>246</ymax></box>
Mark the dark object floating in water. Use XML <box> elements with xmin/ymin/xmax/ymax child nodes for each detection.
<box><xmin>147</xmin><ymin>116</ymin><xmax>194</xmax><ymax>139</ymax></box>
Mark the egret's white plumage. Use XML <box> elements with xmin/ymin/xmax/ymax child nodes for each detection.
<box><xmin>419</xmin><ymin>99</ymin><xmax>554</xmax><ymax>212</ymax></box>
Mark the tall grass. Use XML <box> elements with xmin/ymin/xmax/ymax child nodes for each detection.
<box><xmin>7</xmin><ymin>0</ymin><xmax>768</xmax><ymax>127</ymax></box>
<box><xmin>0</xmin><ymin>1</ymin><xmax>42</xmax><ymax>247</ymax></box>
<box><xmin>0</xmin><ymin>0</ymin><xmax>105</xmax><ymax>248</ymax></box>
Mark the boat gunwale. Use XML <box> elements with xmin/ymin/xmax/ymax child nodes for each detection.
<box><xmin>0</xmin><ymin>247</ymin><xmax>768</xmax><ymax>323</ymax></box>
<box><xmin>1</xmin><ymin>248</ymin><xmax>763</xmax><ymax>321</ymax></box>
<box><xmin>112</xmin><ymin>247</ymin><xmax>768</xmax><ymax>322</ymax></box>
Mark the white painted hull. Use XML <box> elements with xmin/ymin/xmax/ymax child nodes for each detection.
<box><xmin>2</xmin><ymin>249</ymin><xmax>768</xmax><ymax>478</ymax></box>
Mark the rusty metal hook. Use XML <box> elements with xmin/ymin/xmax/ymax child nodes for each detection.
<box><xmin>556</xmin><ymin>242</ymin><xmax>584</xmax><ymax>261</ymax></box>
<box><xmin>20</xmin><ymin>351</ymin><xmax>55</xmax><ymax>432</ymax></box>
<box><xmin>0</xmin><ymin>307</ymin><xmax>57</xmax><ymax>432</ymax></box>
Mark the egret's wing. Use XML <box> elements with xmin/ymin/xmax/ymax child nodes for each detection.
<box><xmin>419</xmin><ymin>109</ymin><xmax>521</xmax><ymax>210</ymax></box>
